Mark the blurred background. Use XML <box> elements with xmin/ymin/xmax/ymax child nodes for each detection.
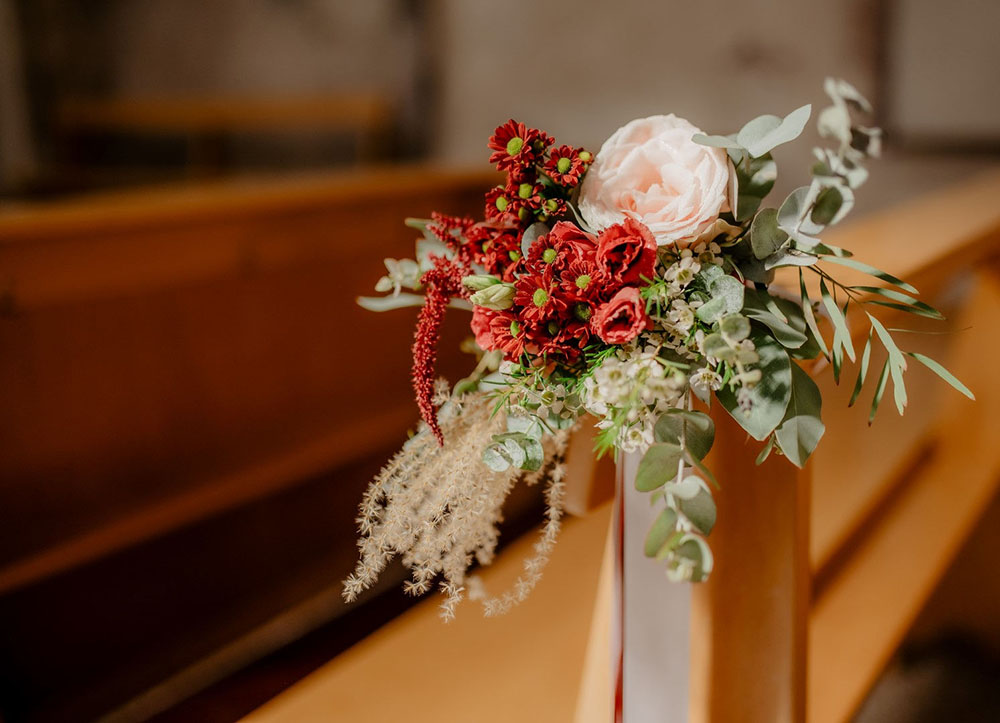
<box><xmin>0</xmin><ymin>1</ymin><xmax>998</xmax><ymax>721</ymax></box>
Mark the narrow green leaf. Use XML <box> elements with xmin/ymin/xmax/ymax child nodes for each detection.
<box><xmin>906</xmin><ymin>352</ymin><xmax>975</xmax><ymax>400</ymax></box>
<box><xmin>819</xmin><ymin>279</ymin><xmax>856</xmax><ymax>362</ymax></box>
<box><xmin>821</xmin><ymin>256</ymin><xmax>918</xmax><ymax>294</ymax></box>
<box><xmin>869</xmin><ymin>360</ymin><xmax>890</xmax><ymax>425</ymax></box>
<box><xmin>868</xmin><ymin>314</ymin><xmax>907</xmax><ymax>415</ymax></box>
<box><xmin>849</xmin><ymin>330</ymin><xmax>873</xmax><ymax>407</ymax></box>
<box><xmin>853</xmin><ymin>285</ymin><xmax>943</xmax><ymax>319</ymax></box>
<box><xmin>800</xmin><ymin>269</ymin><xmax>830</xmax><ymax>357</ymax></box>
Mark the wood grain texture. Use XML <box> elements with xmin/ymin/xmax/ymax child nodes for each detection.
<box><xmin>243</xmin><ymin>505</ymin><xmax>613</xmax><ymax>723</ymax></box>
<box><xmin>689</xmin><ymin>409</ymin><xmax>810</xmax><ymax>723</ymax></box>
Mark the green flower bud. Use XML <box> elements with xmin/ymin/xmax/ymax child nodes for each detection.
<box><xmin>544</xmin><ymin>199</ymin><xmax>560</xmax><ymax>213</ymax></box>
<box><xmin>509</xmin><ymin>249</ymin><xmax>521</xmax><ymax>262</ymax></box>
<box><xmin>518</xmin><ymin>183</ymin><xmax>533</xmax><ymax>199</ymax></box>
<box><xmin>573</xmin><ymin>303</ymin><xmax>592</xmax><ymax>322</ymax></box>
<box><xmin>495</xmin><ymin>196</ymin><xmax>509</xmax><ymax>212</ymax></box>
<box><xmin>578</xmin><ymin>150</ymin><xmax>592</xmax><ymax>162</ymax></box>
<box><xmin>470</xmin><ymin>283</ymin><xmax>516</xmax><ymax>310</ymax></box>
<box><xmin>556</xmin><ymin>157</ymin><xmax>572</xmax><ymax>174</ymax></box>
<box><xmin>575</xmin><ymin>274</ymin><xmax>591</xmax><ymax>289</ymax></box>
<box><xmin>506</xmin><ymin>137</ymin><xmax>524</xmax><ymax>156</ymax></box>
<box><xmin>462</xmin><ymin>274</ymin><xmax>501</xmax><ymax>292</ymax></box>
<box><xmin>542</xmin><ymin>248</ymin><xmax>557</xmax><ymax>264</ymax></box>
<box><xmin>547</xmin><ymin>320</ymin><xmax>560</xmax><ymax>335</ymax></box>
<box><xmin>517</xmin><ymin>207</ymin><xmax>529</xmax><ymax>221</ymax></box>
<box><xmin>532</xmin><ymin>288</ymin><xmax>549</xmax><ymax>308</ymax></box>
<box><xmin>510</xmin><ymin>320</ymin><xmax>521</xmax><ymax>336</ymax></box>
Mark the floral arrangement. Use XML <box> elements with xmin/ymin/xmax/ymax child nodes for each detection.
<box><xmin>344</xmin><ymin>79</ymin><xmax>972</xmax><ymax>619</ymax></box>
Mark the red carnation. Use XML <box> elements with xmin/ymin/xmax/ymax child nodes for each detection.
<box><xmin>596</xmin><ymin>218</ymin><xmax>658</xmax><ymax>286</ymax></box>
<box><xmin>544</xmin><ymin>145</ymin><xmax>590</xmax><ymax>187</ymax></box>
<box><xmin>592</xmin><ymin>286</ymin><xmax>652</xmax><ymax>345</ymax></box>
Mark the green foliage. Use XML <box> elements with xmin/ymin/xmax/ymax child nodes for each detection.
<box><xmin>750</xmin><ymin>208</ymin><xmax>789</xmax><ymax>260</ymax></box>
<box><xmin>907</xmin><ymin>352</ymin><xmax>974</xmax><ymax>400</ymax></box>
<box><xmin>655</xmin><ymin>409</ymin><xmax>715</xmax><ymax>460</ymax></box>
<box><xmin>635</xmin><ymin>442</ymin><xmax>684</xmax><ymax>491</ymax></box>
<box><xmin>644</xmin><ymin>507</ymin><xmax>679</xmax><ymax>557</ymax></box>
<box><xmin>735</xmin><ymin>104</ymin><xmax>812</xmax><ymax>158</ymax></box>
<box><xmin>774</xmin><ymin>363</ymin><xmax>825</xmax><ymax>467</ymax></box>
<box><xmin>718</xmin><ymin>334</ymin><xmax>792</xmax><ymax>440</ymax></box>
<box><xmin>734</xmin><ymin>154</ymin><xmax>778</xmax><ymax>221</ymax></box>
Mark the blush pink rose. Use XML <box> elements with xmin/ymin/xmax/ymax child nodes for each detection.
<box><xmin>579</xmin><ymin>115</ymin><xmax>731</xmax><ymax>247</ymax></box>
<box><xmin>592</xmin><ymin>287</ymin><xmax>651</xmax><ymax>345</ymax></box>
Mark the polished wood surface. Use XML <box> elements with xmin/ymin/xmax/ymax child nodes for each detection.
<box><xmin>243</xmin><ymin>168</ymin><xmax>1000</xmax><ymax>723</ymax></box>
<box><xmin>244</xmin><ymin>505</ymin><xmax>613</xmax><ymax>723</ymax></box>
<box><xmin>0</xmin><ymin>167</ymin><xmax>499</xmax><ymax>721</ymax></box>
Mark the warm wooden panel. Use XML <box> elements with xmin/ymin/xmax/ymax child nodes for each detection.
<box><xmin>690</xmin><ymin>409</ymin><xmax>810</xmax><ymax>723</ymax></box>
<box><xmin>242</xmin><ymin>505</ymin><xmax>613</xmax><ymax>723</ymax></box>
<box><xmin>807</xmin><ymin>271</ymin><xmax>1000</xmax><ymax>723</ymax></box>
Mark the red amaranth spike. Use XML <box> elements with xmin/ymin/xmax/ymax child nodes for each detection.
<box><xmin>411</xmin><ymin>256</ymin><xmax>469</xmax><ymax>445</ymax></box>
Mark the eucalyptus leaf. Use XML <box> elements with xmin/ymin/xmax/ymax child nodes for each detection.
<box><xmin>755</xmin><ymin>436</ymin><xmax>776</xmax><ymax>465</ymax></box>
<box><xmin>774</xmin><ymin>363</ymin><xmax>825</xmax><ymax>468</ymax></box>
<box><xmin>679</xmin><ymin>487</ymin><xmax>717</xmax><ymax>536</ymax></box>
<box><xmin>737</xmin><ymin>104</ymin><xmax>812</xmax><ymax>158</ymax></box>
<box><xmin>819</xmin><ymin>279</ymin><xmax>856</xmax><ymax>362</ymax></box>
<box><xmin>644</xmin><ymin>507</ymin><xmax>679</xmax><ymax>557</ymax></box>
<box><xmin>655</xmin><ymin>410</ymin><xmax>715</xmax><ymax>460</ymax></box>
<box><xmin>696</xmin><ymin>297</ymin><xmax>727</xmax><ymax>325</ymax></box>
<box><xmin>734</xmin><ymin>154</ymin><xmax>778</xmax><ymax>221</ymax></box>
<box><xmin>692</xmin><ymin>132</ymin><xmax>742</xmax><ymax>150</ymax></box>
<box><xmin>777</xmin><ymin>186</ymin><xmax>824</xmax><ymax>237</ymax></box>
<box><xmin>710</xmin><ymin>275</ymin><xmax>746</xmax><ymax>314</ymax></box>
<box><xmin>868</xmin><ymin>314</ymin><xmax>907</xmax><ymax>415</ymax></box>
<box><xmin>718</xmin><ymin>334</ymin><xmax>793</xmax><ymax>441</ymax></box>
<box><xmin>750</xmin><ymin>208</ymin><xmax>789</xmax><ymax>260</ymax></box>
<box><xmin>636</xmin><ymin>443</ymin><xmax>684</xmax><ymax>492</ymax></box>
<box><xmin>743</xmin><ymin>288</ymin><xmax>809</xmax><ymax>349</ymax></box>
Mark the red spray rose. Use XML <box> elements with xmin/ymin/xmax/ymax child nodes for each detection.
<box><xmin>596</xmin><ymin>218</ymin><xmax>658</xmax><ymax>285</ymax></box>
<box><xmin>471</xmin><ymin>307</ymin><xmax>497</xmax><ymax>350</ymax></box>
<box><xmin>592</xmin><ymin>286</ymin><xmax>652</xmax><ymax>345</ymax></box>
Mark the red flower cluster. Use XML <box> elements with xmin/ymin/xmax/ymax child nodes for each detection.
<box><xmin>485</xmin><ymin>120</ymin><xmax>593</xmax><ymax>231</ymax></box>
<box><xmin>474</xmin><ymin>218</ymin><xmax>657</xmax><ymax>366</ymax></box>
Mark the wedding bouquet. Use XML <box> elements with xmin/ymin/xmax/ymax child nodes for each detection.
<box><xmin>344</xmin><ymin>79</ymin><xmax>972</xmax><ymax>619</ymax></box>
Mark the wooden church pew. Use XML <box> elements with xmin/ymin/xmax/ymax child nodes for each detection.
<box><xmin>241</xmin><ymin>168</ymin><xmax>1000</xmax><ymax>723</ymax></box>
<box><xmin>0</xmin><ymin>167</ymin><xmax>498</xmax><ymax>721</ymax></box>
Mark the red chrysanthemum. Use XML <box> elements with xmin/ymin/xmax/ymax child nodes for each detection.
<box><xmin>525</xmin><ymin>221</ymin><xmax>598</xmax><ymax>273</ymax></box>
<box><xmin>525</xmin><ymin>314</ymin><xmax>591</xmax><ymax>364</ymax></box>
<box><xmin>465</xmin><ymin>223</ymin><xmax>524</xmax><ymax>281</ymax></box>
<box><xmin>488</xmin><ymin>120</ymin><xmax>552</xmax><ymax>171</ymax></box>
<box><xmin>489</xmin><ymin>310</ymin><xmax>530</xmax><ymax>360</ymax></box>
<box><xmin>513</xmin><ymin>269</ymin><xmax>569</xmax><ymax>324</ymax></box>
<box><xmin>544</xmin><ymin>145</ymin><xmax>591</xmax><ymax>187</ymax></box>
